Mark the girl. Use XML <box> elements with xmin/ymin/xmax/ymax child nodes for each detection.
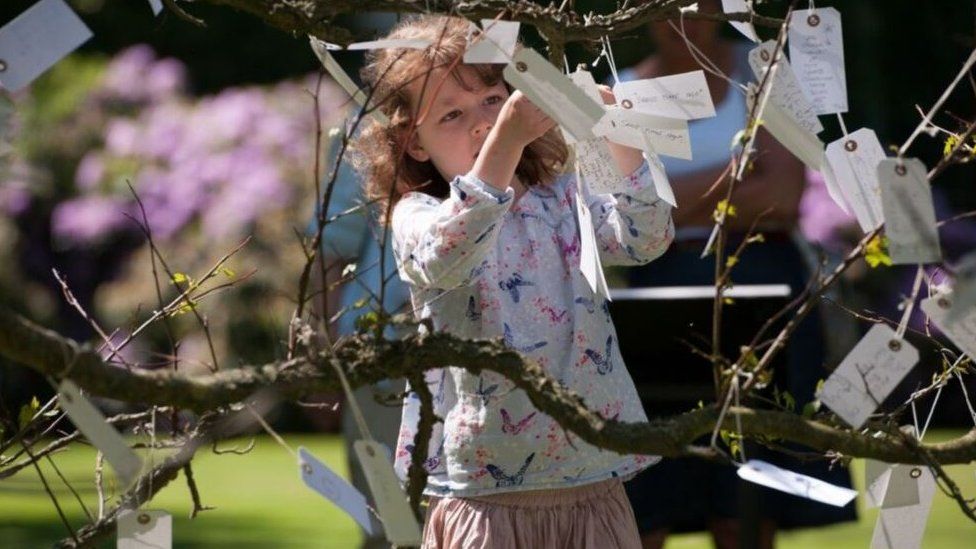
<box><xmin>353</xmin><ymin>15</ymin><xmax>674</xmax><ymax>548</ymax></box>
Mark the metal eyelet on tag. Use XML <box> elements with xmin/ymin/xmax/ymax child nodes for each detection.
<box><xmin>302</xmin><ymin>462</ymin><xmax>313</xmax><ymax>475</ymax></box>
<box><xmin>0</xmin><ymin>60</ymin><xmax>6</xmax><ymax>72</ymax></box>
<box><xmin>621</xmin><ymin>99</ymin><xmax>633</xmax><ymax>109</ymax></box>
<box><xmin>137</xmin><ymin>513</ymin><xmax>151</xmax><ymax>525</ymax></box>
<box><xmin>938</xmin><ymin>297</ymin><xmax>951</xmax><ymax>309</ymax></box>
<box><xmin>844</xmin><ymin>140</ymin><xmax>858</xmax><ymax>152</ymax></box>
<box><xmin>895</xmin><ymin>164</ymin><xmax>907</xmax><ymax>176</ymax></box>
<box><xmin>760</xmin><ymin>49</ymin><xmax>770</xmax><ymax>62</ymax></box>
<box><xmin>365</xmin><ymin>445</ymin><xmax>375</xmax><ymax>457</ymax></box>
<box><xmin>888</xmin><ymin>339</ymin><xmax>902</xmax><ymax>352</ymax></box>
<box><xmin>807</xmin><ymin>13</ymin><xmax>821</xmax><ymax>26</ymax></box>
<box><xmin>515</xmin><ymin>61</ymin><xmax>527</xmax><ymax>72</ymax></box>
<box><xmin>909</xmin><ymin>467</ymin><xmax>922</xmax><ymax>478</ymax></box>
<box><xmin>60</xmin><ymin>391</ymin><xmax>72</xmax><ymax>403</ymax></box>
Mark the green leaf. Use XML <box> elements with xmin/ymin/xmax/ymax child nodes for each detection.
<box><xmin>220</xmin><ymin>267</ymin><xmax>236</xmax><ymax>278</ymax></box>
<box><xmin>864</xmin><ymin>235</ymin><xmax>892</xmax><ymax>268</ymax></box>
<box><xmin>171</xmin><ymin>272</ymin><xmax>190</xmax><ymax>285</ymax></box>
<box><xmin>802</xmin><ymin>400</ymin><xmax>820</xmax><ymax>419</ymax></box>
<box><xmin>18</xmin><ymin>396</ymin><xmax>40</xmax><ymax>430</ymax></box>
<box><xmin>781</xmin><ymin>391</ymin><xmax>796</xmax><ymax>412</ymax></box>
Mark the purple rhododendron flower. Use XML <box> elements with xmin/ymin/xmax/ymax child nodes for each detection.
<box><xmin>51</xmin><ymin>196</ymin><xmax>134</xmax><ymax>246</ymax></box>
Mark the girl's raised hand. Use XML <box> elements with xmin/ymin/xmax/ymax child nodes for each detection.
<box><xmin>494</xmin><ymin>90</ymin><xmax>557</xmax><ymax>149</ymax></box>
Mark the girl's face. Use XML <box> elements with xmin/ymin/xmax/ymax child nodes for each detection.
<box><xmin>404</xmin><ymin>65</ymin><xmax>509</xmax><ymax>182</ymax></box>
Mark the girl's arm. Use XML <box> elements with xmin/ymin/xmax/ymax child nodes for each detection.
<box><xmin>392</xmin><ymin>177</ymin><xmax>513</xmax><ymax>290</ymax></box>
<box><xmin>584</xmin><ymin>161</ymin><xmax>675</xmax><ymax>266</ymax></box>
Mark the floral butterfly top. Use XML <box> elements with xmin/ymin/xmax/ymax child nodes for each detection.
<box><xmin>391</xmin><ymin>160</ymin><xmax>673</xmax><ymax>497</ymax></box>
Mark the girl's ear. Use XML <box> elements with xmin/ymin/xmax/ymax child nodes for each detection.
<box><xmin>405</xmin><ymin>132</ymin><xmax>431</xmax><ymax>162</ymax></box>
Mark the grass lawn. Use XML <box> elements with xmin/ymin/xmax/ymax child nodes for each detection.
<box><xmin>1</xmin><ymin>432</ymin><xmax>973</xmax><ymax>548</ymax></box>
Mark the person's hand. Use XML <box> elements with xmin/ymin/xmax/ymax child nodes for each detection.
<box><xmin>596</xmin><ymin>84</ymin><xmax>616</xmax><ymax>106</ymax></box>
<box><xmin>492</xmin><ymin>90</ymin><xmax>557</xmax><ymax>149</ymax></box>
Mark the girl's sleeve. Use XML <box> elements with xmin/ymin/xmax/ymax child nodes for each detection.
<box><xmin>392</xmin><ymin>173</ymin><xmax>514</xmax><ymax>290</ymax></box>
<box><xmin>585</xmin><ymin>160</ymin><xmax>675</xmax><ymax>266</ymax></box>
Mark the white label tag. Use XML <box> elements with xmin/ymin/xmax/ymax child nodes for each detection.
<box><xmin>878</xmin><ymin>158</ymin><xmax>941</xmax><ymax>265</ymax></box>
<box><xmin>870</xmin><ymin>466</ymin><xmax>935</xmax><ymax>549</ymax></box>
<box><xmin>464</xmin><ymin>20</ymin><xmax>519</xmax><ymax>64</ymax></box>
<box><xmin>147</xmin><ymin>0</ymin><xmax>163</xmax><ymax>15</ymax></box>
<box><xmin>58</xmin><ymin>380</ymin><xmax>143</xmax><ymax>487</ymax></box>
<box><xmin>503</xmin><ymin>48</ymin><xmax>605</xmax><ymax>143</ymax></box>
<box><xmin>568</xmin><ymin>69</ymin><xmax>606</xmax><ymax>106</ymax></box>
<box><xmin>880</xmin><ymin>465</ymin><xmax>921</xmax><ymax>509</ymax></box>
<box><xmin>748</xmin><ymin>41</ymin><xmax>824</xmax><ymax>134</ymax></box>
<box><xmin>722</xmin><ymin>0</ymin><xmax>760</xmax><ymax>42</ymax></box>
<box><xmin>788</xmin><ymin>8</ymin><xmax>848</xmax><ymax>115</ymax></box>
<box><xmin>298</xmin><ymin>446</ymin><xmax>374</xmax><ymax>535</ymax></box>
<box><xmin>575</xmin><ymin>138</ymin><xmax>624</xmax><ymax>195</ymax></box>
<box><xmin>737</xmin><ymin>459</ymin><xmax>857</xmax><ymax>507</ymax></box>
<box><xmin>353</xmin><ymin>440</ymin><xmax>422</xmax><ymax>547</ymax></box>
<box><xmin>920</xmin><ymin>292</ymin><xmax>976</xmax><ymax>361</ymax></box>
<box><xmin>592</xmin><ymin>107</ymin><xmax>692</xmax><ymax>160</ymax></box>
<box><xmin>865</xmin><ymin>459</ymin><xmax>892</xmax><ymax>509</ymax></box>
<box><xmin>575</xmin><ymin>188</ymin><xmax>610</xmax><ymax>300</ymax></box>
<box><xmin>825</xmin><ymin>128</ymin><xmax>887</xmax><ymax>232</ymax></box>
<box><xmin>748</xmin><ymin>85</ymin><xmax>824</xmax><ymax>170</ymax></box>
<box><xmin>346</xmin><ymin>39</ymin><xmax>431</xmax><ymax>50</ymax></box>
<box><xmin>644</xmin><ymin>147</ymin><xmax>677</xmax><ymax>208</ymax></box>
<box><xmin>0</xmin><ymin>0</ymin><xmax>93</xmax><ymax>92</ymax></box>
<box><xmin>821</xmin><ymin>160</ymin><xmax>851</xmax><ymax>214</ymax></box>
<box><xmin>818</xmin><ymin>324</ymin><xmax>919</xmax><ymax>428</ymax></box>
<box><xmin>612</xmin><ymin>70</ymin><xmax>715</xmax><ymax>120</ymax></box>
<box><xmin>117</xmin><ymin>510</ymin><xmax>171</xmax><ymax>549</ymax></box>
<box><xmin>308</xmin><ymin>39</ymin><xmax>390</xmax><ymax>126</ymax></box>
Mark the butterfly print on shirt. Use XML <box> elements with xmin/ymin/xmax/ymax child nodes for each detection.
<box><xmin>500</xmin><ymin>409</ymin><xmax>537</xmax><ymax>435</ymax></box>
<box><xmin>584</xmin><ymin>335</ymin><xmax>614</xmax><ymax>375</ymax></box>
<box><xmin>466</xmin><ymin>296</ymin><xmax>482</xmax><ymax>322</ymax></box>
<box><xmin>405</xmin><ymin>437</ymin><xmax>446</xmax><ymax>473</ymax></box>
<box><xmin>498</xmin><ymin>272</ymin><xmax>533</xmax><ymax>303</ymax></box>
<box><xmin>485</xmin><ymin>452</ymin><xmax>536</xmax><ymax>488</ymax></box>
<box><xmin>503</xmin><ymin>323</ymin><xmax>548</xmax><ymax>353</ymax></box>
<box><xmin>475</xmin><ymin>376</ymin><xmax>499</xmax><ymax>406</ymax></box>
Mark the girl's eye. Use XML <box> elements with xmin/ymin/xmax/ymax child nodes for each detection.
<box><xmin>484</xmin><ymin>95</ymin><xmax>503</xmax><ymax>105</ymax></box>
<box><xmin>441</xmin><ymin>110</ymin><xmax>462</xmax><ymax>123</ymax></box>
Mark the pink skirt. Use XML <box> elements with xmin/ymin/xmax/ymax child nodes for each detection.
<box><xmin>421</xmin><ymin>478</ymin><xmax>642</xmax><ymax>549</ymax></box>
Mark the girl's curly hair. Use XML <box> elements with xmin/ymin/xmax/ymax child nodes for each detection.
<box><xmin>351</xmin><ymin>15</ymin><xmax>568</xmax><ymax>223</ymax></box>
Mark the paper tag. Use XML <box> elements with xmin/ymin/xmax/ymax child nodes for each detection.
<box><xmin>298</xmin><ymin>447</ymin><xmax>374</xmax><ymax>534</ymax></box>
<box><xmin>503</xmin><ymin>48</ymin><xmax>605</xmax><ymax>142</ymax></box>
<box><xmin>820</xmin><ymin>160</ymin><xmax>851</xmax><ymax>214</ymax></box>
<box><xmin>308</xmin><ymin>38</ymin><xmax>390</xmax><ymax>126</ymax></box>
<box><xmin>920</xmin><ymin>292</ymin><xmax>976</xmax><ymax>361</ymax></box>
<box><xmin>870</xmin><ymin>466</ymin><xmax>935</xmax><ymax>549</ymax></box>
<box><xmin>947</xmin><ymin>252</ymin><xmax>976</xmax><ymax>323</ymax></box>
<box><xmin>0</xmin><ymin>0</ymin><xmax>93</xmax><ymax>92</ymax></box>
<box><xmin>722</xmin><ymin>0</ymin><xmax>760</xmax><ymax>42</ymax></box>
<box><xmin>593</xmin><ymin>108</ymin><xmax>692</xmax><ymax>160</ymax></box>
<box><xmin>737</xmin><ymin>459</ymin><xmax>857</xmax><ymax>507</ymax></box>
<box><xmin>353</xmin><ymin>440</ymin><xmax>422</xmax><ymax>546</ymax></box>
<box><xmin>575</xmin><ymin>138</ymin><xmax>624</xmax><ymax>195</ymax></box>
<box><xmin>825</xmin><ymin>128</ymin><xmax>887</xmax><ymax>232</ymax></box>
<box><xmin>878</xmin><ymin>158</ymin><xmax>941</xmax><ymax>265</ymax></box>
<box><xmin>612</xmin><ymin>70</ymin><xmax>715</xmax><ymax>120</ymax></box>
<box><xmin>464</xmin><ymin>20</ymin><xmax>519</xmax><ymax>64</ymax></box>
<box><xmin>58</xmin><ymin>380</ymin><xmax>143</xmax><ymax>486</ymax></box>
<box><xmin>147</xmin><ymin>0</ymin><xmax>163</xmax><ymax>15</ymax></box>
<box><xmin>865</xmin><ymin>459</ymin><xmax>892</xmax><ymax>508</ymax></box>
<box><xmin>644</xmin><ymin>147</ymin><xmax>677</xmax><ymax>208</ymax></box>
<box><xmin>880</xmin><ymin>465</ymin><xmax>921</xmax><ymax>508</ymax></box>
<box><xmin>748</xmin><ymin>41</ymin><xmax>824</xmax><ymax>134</ymax></box>
<box><xmin>346</xmin><ymin>39</ymin><xmax>431</xmax><ymax>50</ymax></box>
<box><xmin>117</xmin><ymin>510</ymin><xmax>171</xmax><ymax>549</ymax></box>
<box><xmin>575</xmin><ymin>189</ymin><xmax>610</xmax><ymax>300</ymax></box>
<box><xmin>788</xmin><ymin>8</ymin><xmax>848</xmax><ymax>115</ymax></box>
<box><xmin>748</xmin><ymin>85</ymin><xmax>824</xmax><ymax>170</ymax></box>
<box><xmin>818</xmin><ymin>323</ymin><xmax>919</xmax><ymax>428</ymax></box>
<box><xmin>568</xmin><ymin>69</ymin><xmax>605</xmax><ymax>106</ymax></box>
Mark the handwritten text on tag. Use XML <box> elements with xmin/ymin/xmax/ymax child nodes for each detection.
<box><xmin>503</xmin><ymin>48</ymin><xmax>604</xmax><ymax>142</ymax></box>
<box><xmin>818</xmin><ymin>323</ymin><xmax>919</xmax><ymax>428</ymax></box>
<box><xmin>464</xmin><ymin>20</ymin><xmax>519</xmax><ymax>64</ymax></box>
<box><xmin>353</xmin><ymin>440</ymin><xmax>422</xmax><ymax>547</ymax></box>
<box><xmin>299</xmin><ymin>446</ymin><xmax>374</xmax><ymax>534</ymax></box>
<box><xmin>737</xmin><ymin>459</ymin><xmax>858</xmax><ymax>507</ymax></box>
<box><xmin>58</xmin><ymin>380</ymin><xmax>143</xmax><ymax>487</ymax></box>
<box><xmin>117</xmin><ymin>510</ymin><xmax>171</xmax><ymax>549</ymax></box>
<box><xmin>789</xmin><ymin>8</ymin><xmax>848</xmax><ymax>114</ymax></box>
<box><xmin>575</xmin><ymin>138</ymin><xmax>623</xmax><ymax>195</ymax></box>
<box><xmin>878</xmin><ymin>158</ymin><xmax>941</xmax><ymax>265</ymax></box>
<box><xmin>748</xmin><ymin>41</ymin><xmax>823</xmax><ymax>134</ymax></box>
<box><xmin>748</xmin><ymin>85</ymin><xmax>824</xmax><ymax>170</ymax></box>
<box><xmin>0</xmin><ymin>0</ymin><xmax>93</xmax><ymax>92</ymax></box>
<box><xmin>825</xmin><ymin>128</ymin><xmax>886</xmax><ymax>232</ymax></box>
<box><xmin>612</xmin><ymin>70</ymin><xmax>715</xmax><ymax>120</ymax></box>
<box><xmin>592</xmin><ymin>108</ymin><xmax>692</xmax><ymax>160</ymax></box>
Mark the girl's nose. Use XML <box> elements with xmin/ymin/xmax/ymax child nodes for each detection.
<box><xmin>471</xmin><ymin>119</ymin><xmax>493</xmax><ymax>138</ymax></box>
